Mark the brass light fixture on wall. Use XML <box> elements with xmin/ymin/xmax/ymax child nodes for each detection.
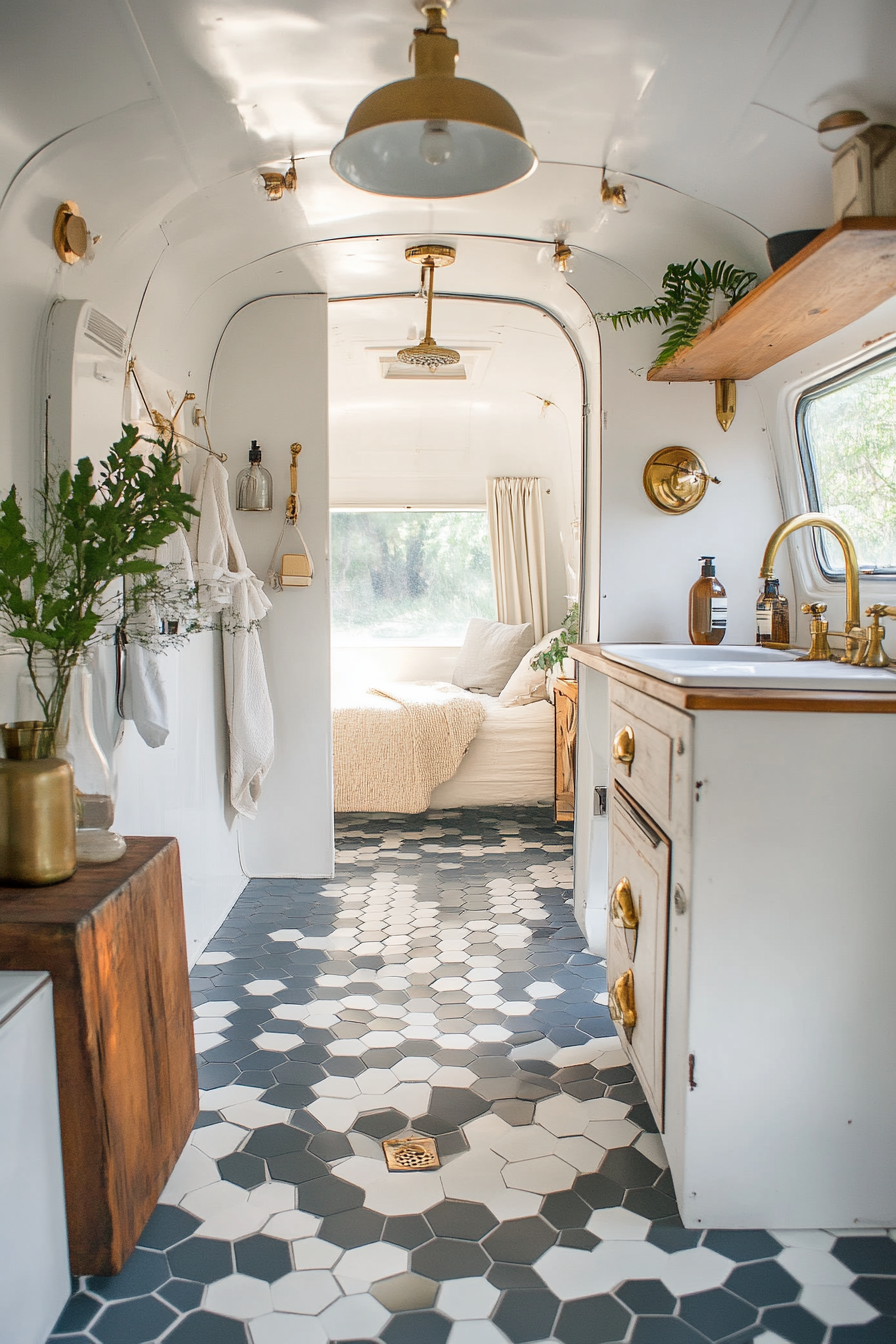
<box><xmin>397</xmin><ymin>244</ymin><xmax>460</xmax><ymax>371</ymax></box>
<box><xmin>257</xmin><ymin>158</ymin><xmax>298</xmax><ymax>201</ymax></box>
<box><xmin>53</xmin><ymin>202</ymin><xmax>101</xmax><ymax>264</ymax></box>
<box><xmin>642</xmin><ymin>446</ymin><xmax>720</xmax><ymax>514</ymax></box>
<box><xmin>330</xmin><ymin>1</ymin><xmax>537</xmax><ymax>198</ymax></box>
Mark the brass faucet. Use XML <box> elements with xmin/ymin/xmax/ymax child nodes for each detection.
<box><xmin>760</xmin><ymin>513</ymin><xmax>863</xmax><ymax>663</ymax></box>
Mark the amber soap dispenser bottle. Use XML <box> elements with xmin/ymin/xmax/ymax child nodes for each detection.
<box><xmin>689</xmin><ymin>556</ymin><xmax>727</xmax><ymax>645</ymax></box>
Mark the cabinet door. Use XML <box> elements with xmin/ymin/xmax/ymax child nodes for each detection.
<box><xmin>607</xmin><ymin>786</ymin><xmax>670</xmax><ymax>1129</ymax></box>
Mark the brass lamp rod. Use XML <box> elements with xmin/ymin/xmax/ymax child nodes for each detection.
<box><xmin>421</xmin><ymin>261</ymin><xmax>436</xmax><ymax>343</ymax></box>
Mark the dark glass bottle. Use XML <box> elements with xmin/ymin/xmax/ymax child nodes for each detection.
<box><xmin>688</xmin><ymin>556</ymin><xmax>726</xmax><ymax>646</ymax></box>
<box><xmin>756</xmin><ymin>578</ymin><xmax>790</xmax><ymax>645</ymax></box>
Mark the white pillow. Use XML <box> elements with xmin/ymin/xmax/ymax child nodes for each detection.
<box><xmin>499</xmin><ymin>628</ymin><xmax>564</xmax><ymax>706</ymax></box>
<box><xmin>452</xmin><ymin>618</ymin><xmax>534</xmax><ymax>697</ymax></box>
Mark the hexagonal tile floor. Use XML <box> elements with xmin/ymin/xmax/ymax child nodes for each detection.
<box><xmin>49</xmin><ymin>807</ymin><xmax>896</xmax><ymax>1344</ymax></box>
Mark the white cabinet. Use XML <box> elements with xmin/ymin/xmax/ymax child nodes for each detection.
<box><xmin>578</xmin><ymin>658</ymin><xmax>896</xmax><ymax>1230</ymax></box>
<box><xmin>0</xmin><ymin>971</ymin><xmax>70</xmax><ymax>1344</ymax></box>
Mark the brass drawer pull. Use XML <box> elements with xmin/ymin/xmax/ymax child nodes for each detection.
<box><xmin>610</xmin><ymin>876</ymin><xmax>639</xmax><ymax>957</ymax></box>
<box><xmin>611</xmin><ymin>876</ymin><xmax>639</xmax><ymax>929</ymax></box>
<box><xmin>613</xmin><ymin>724</ymin><xmax>635</xmax><ymax>774</ymax></box>
<box><xmin>608</xmin><ymin>968</ymin><xmax>637</xmax><ymax>1042</ymax></box>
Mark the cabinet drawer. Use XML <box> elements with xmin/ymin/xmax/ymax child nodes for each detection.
<box><xmin>607</xmin><ymin>786</ymin><xmax>670</xmax><ymax>1129</ymax></box>
<box><xmin>609</xmin><ymin>685</ymin><xmax>691</xmax><ymax>832</ymax></box>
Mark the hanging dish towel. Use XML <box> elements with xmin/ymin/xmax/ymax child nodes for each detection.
<box><xmin>120</xmin><ymin>637</ymin><xmax>169</xmax><ymax>748</ymax></box>
<box><xmin>187</xmin><ymin>452</ymin><xmax>275</xmax><ymax>817</ymax></box>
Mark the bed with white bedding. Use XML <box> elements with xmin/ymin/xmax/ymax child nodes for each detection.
<box><xmin>331</xmin><ymin>618</ymin><xmax>563</xmax><ymax>813</ymax></box>
<box><xmin>332</xmin><ymin>684</ymin><xmax>554</xmax><ymax>812</ymax></box>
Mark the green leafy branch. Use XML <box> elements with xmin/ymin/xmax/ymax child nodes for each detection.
<box><xmin>595</xmin><ymin>259</ymin><xmax>757</xmax><ymax>368</ymax></box>
<box><xmin>0</xmin><ymin>425</ymin><xmax>198</xmax><ymax>733</ymax></box>
<box><xmin>531</xmin><ymin>602</ymin><xmax>579</xmax><ymax>675</ymax></box>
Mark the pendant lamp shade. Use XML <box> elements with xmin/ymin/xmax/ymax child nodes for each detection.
<box><xmin>330</xmin><ymin>5</ymin><xmax>537</xmax><ymax>198</ymax></box>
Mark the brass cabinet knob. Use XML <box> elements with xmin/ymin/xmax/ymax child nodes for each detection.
<box><xmin>610</xmin><ymin>877</ymin><xmax>639</xmax><ymax>930</ymax></box>
<box><xmin>608</xmin><ymin>968</ymin><xmax>637</xmax><ymax>1041</ymax></box>
<box><xmin>612</xmin><ymin>724</ymin><xmax>635</xmax><ymax>772</ymax></box>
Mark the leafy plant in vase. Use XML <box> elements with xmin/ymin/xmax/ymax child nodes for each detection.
<box><xmin>531</xmin><ymin>603</ymin><xmax>579</xmax><ymax>685</ymax></box>
<box><xmin>0</xmin><ymin>426</ymin><xmax>198</xmax><ymax>876</ymax></box>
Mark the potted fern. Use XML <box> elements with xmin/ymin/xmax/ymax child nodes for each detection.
<box><xmin>0</xmin><ymin>426</ymin><xmax>198</xmax><ymax>876</ymax></box>
<box><xmin>595</xmin><ymin>259</ymin><xmax>758</xmax><ymax>368</ymax></box>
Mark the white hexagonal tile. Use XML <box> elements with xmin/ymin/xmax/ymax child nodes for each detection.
<box><xmin>634</xmin><ymin>1132</ymin><xmax>668</xmax><ymax>1169</ymax></box>
<box><xmin>503</xmin><ymin>1155</ymin><xmax>576</xmax><ymax>1194</ymax></box>
<box><xmin>465</xmin><ymin>967</ymin><xmax>501</xmax><ymax>983</ymax></box>
<box><xmin>392</xmin><ymin>1056</ymin><xmax>439</xmax><ymax>1081</ymax></box>
<box><xmin>534</xmin><ymin>1095</ymin><xmax>588</xmax><ymax>1137</ymax></box>
<box><xmin>316</xmin><ymin>974</ymin><xmax>350</xmax><ymax>987</ymax></box>
<box><xmin>199</xmin><ymin>1084</ymin><xmax>264</xmax><ymax>1110</ymax></box>
<box><xmin>657</xmin><ymin>1247</ymin><xmax>734</xmax><ymax>1295</ymax></box>
<box><xmin>222</xmin><ymin>1101</ymin><xmax>293</xmax><ymax>1129</ymax></box>
<box><xmin>182</xmin><ymin>1178</ymin><xmax>248</xmax><ymax>1221</ymax></box>
<box><xmin>355</xmin><ymin>1069</ymin><xmax>399</xmax><ymax>1096</ymax></box>
<box><xmin>533</xmin><ymin>1246</ymin><xmax>601</xmax><ymax>1299</ymax></box>
<box><xmin>491</xmin><ymin>1126</ymin><xmax>556</xmax><ymax>1162</ymax></box>
<box><xmin>271</xmin><ymin>1270</ymin><xmax>342</xmax><ymax>1315</ymax></box>
<box><xmin>799</xmin><ymin>1286</ymin><xmax>878</xmax><ymax>1325</ymax></box>
<box><xmin>363</xmin><ymin>1172</ymin><xmax>445</xmax><ymax>1216</ymax></box>
<box><xmin>360</xmin><ymin>1031</ymin><xmax>404</xmax><ymax>1048</ymax></box>
<box><xmin>158</xmin><ymin>1145</ymin><xmax>220</xmax><ymax>1204</ymax></box>
<box><xmin>312</xmin><ymin>1076</ymin><xmax>360</xmax><ymax>1099</ymax></box>
<box><xmin>252</xmin><ymin>1032</ymin><xmax>303</xmax><ymax>1053</ymax></box>
<box><xmin>334</xmin><ymin>1242</ymin><xmax>408</xmax><ymax>1293</ymax></box>
<box><xmin>587</xmin><ymin>1238</ymin><xmax>671</xmax><ymax>1290</ymax></box>
<box><xmin>554</xmin><ymin>1135</ymin><xmax>607</xmax><ymax>1173</ymax></box>
<box><xmin>195</xmin><ymin>1030</ymin><xmax>229</xmax><ymax>1053</ymax></box>
<box><xmin>586</xmin><ymin>1206</ymin><xmax>651</xmax><ymax>1241</ymax></box>
<box><xmin>326</xmin><ymin>1038</ymin><xmax>368</xmax><ymax>1057</ymax></box>
<box><xmin>205</xmin><ymin>1273</ymin><xmax>273</xmax><ymax>1321</ymax></box>
<box><xmin>268</xmin><ymin>929</ymin><xmax>304</xmax><ymax>942</ymax></box>
<box><xmin>306</xmin><ymin>1097</ymin><xmax>364</xmax><ymax>1131</ymax></box>
<box><xmin>447</xmin><ymin>1323</ymin><xmax>509</xmax><ymax>1344</ymax></box>
<box><xmin>270</xmin><ymin>1003</ymin><xmax>310</xmax><ymax>1022</ymax></box>
<box><xmin>195</xmin><ymin>1000</ymin><xmax>239</xmax><ymax>1016</ymax></box>
<box><xmin>317</xmin><ymin>1293</ymin><xmax>390</xmax><ymax>1339</ymax></box>
<box><xmin>436</xmin><ymin>1276</ymin><xmax>501</xmax><ymax>1321</ymax></box>
<box><xmin>777</xmin><ymin>1248</ymin><xmax>855</xmax><ymax>1286</ymax></box>
<box><xmin>250</xmin><ymin>1313</ymin><xmax>326</xmax><ymax>1344</ymax></box>
<box><xmin>263</xmin><ymin>1209</ymin><xmax>321</xmax><ymax>1240</ymax></box>
<box><xmin>291</xmin><ymin>1237</ymin><xmax>342</xmax><ymax>1269</ymax></box>
<box><xmin>525</xmin><ymin>981</ymin><xmax>563</xmax><ymax>1000</ymax></box>
<box><xmin>582</xmin><ymin>1119</ymin><xmax>641</xmax><ymax>1148</ymax></box>
<box><xmin>190</xmin><ymin>1122</ymin><xmax>250</xmax><ymax>1160</ymax></box>
<box><xmin>470</xmin><ymin>1025</ymin><xmax>512</xmax><ymax>1043</ymax></box>
<box><xmin>772</xmin><ymin>1230</ymin><xmax>837</xmax><ymax>1251</ymax></box>
<box><xmin>244</xmin><ymin>980</ymin><xmax>286</xmax><ymax>997</ymax></box>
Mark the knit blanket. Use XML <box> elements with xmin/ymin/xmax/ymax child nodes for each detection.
<box><xmin>333</xmin><ymin>682</ymin><xmax>486</xmax><ymax>813</ymax></box>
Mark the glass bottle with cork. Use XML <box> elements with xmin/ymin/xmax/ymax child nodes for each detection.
<box><xmin>689</xmin><ymin>556</ymin><xmax>727</xmax><ymax>645</ymax></box>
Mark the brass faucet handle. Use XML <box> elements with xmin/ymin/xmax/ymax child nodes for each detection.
<box><xmin>797</xmin><ymin>603</ymin><xmax>834</xmax><ymax>662</ymax></box>
<box><xmin>801</xmin><ymin>602</ymin><xmax>827</xmax><ymax>616</ymax></box>
<box><xmin>865</xmin><ymin>604</ymin><xmax>896</xmax><ymax>621</ymax></box>
<box><xmin>863</xmin><ymin>605</ymin><xmax>895</xmax><ymax>668</ymax></box>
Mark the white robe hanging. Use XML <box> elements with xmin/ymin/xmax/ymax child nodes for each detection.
<box><xmin>187</xmin><ymin>453</ymin><xmax>275</xmax><ymax>818</ymax></box>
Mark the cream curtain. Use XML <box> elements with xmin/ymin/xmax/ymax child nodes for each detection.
<box><xmin>487</xmin><ymin>477</ymin><xmax>549</xmax><ymax>641</ymax></box>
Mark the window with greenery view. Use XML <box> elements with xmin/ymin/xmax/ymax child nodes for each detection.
<box><xmin>798</xmin><ymin>354</ymin><xmax>896</xmax><ymax>575</ymax></box>
<box><xmin>330</xmin><ymin>509</ymin><xmax>496</xmax><ymax>644</ymax></box>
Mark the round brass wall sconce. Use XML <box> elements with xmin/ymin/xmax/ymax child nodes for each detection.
<box><xmin>643</xmin><ymin>446</ymin><xmax>720</xmax><ymax>514</ymax></box>
<box><xmin>53</xmin><ymin>201</ymin><xmax>100</xmax><ymax>264</ymax></box>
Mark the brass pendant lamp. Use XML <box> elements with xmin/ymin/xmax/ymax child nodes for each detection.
<box><xmin>330</xmin><ymin>1</ymin><xmax>537</xmax><ymax>198</ymax></box>
<box><xmin>397</xmin><ymin>244</ymin><xmax>460</xmax><ymax>370</ymax></box>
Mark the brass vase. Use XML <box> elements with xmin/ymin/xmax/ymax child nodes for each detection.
<box><xmin>0</xmin><ymin>721</ymin><xmax>77</xmax><ymax>887</ymax></box>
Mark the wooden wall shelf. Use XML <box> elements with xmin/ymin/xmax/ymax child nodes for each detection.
<box><xmin>646</xmin><ymin>217</ymin><xmax>896</xmax><ymax>383</ymax></box>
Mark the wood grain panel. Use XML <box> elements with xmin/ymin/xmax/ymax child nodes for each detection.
<box><xmin>0</xmin><ymin>839</ymin><xmax>198</xmax><ymax>1274</ymax></box>
<box><xmin>571</xmin><ymin>645</ymin><xmax>896</xmax><ymax>714</ymax></box>
<box><xmin>645</xmin><ymin>218</ymin><xmax>896</xmax><ymax>381</ymax></box>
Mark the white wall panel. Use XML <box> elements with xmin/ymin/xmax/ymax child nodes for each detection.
<box><xmin>208</xmin><ymin>295</ymin><xmax>333</xmax><ymax>878</ymax></box>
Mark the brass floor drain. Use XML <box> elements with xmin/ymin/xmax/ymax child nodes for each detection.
<box><xmin>382</xmin><ymin>1135</ymin><xmax>441</xmax><ymax>1172</ymax></box>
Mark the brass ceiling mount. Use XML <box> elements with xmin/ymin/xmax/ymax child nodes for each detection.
<box><xmin>643</xmin><ymin>446</ymin><xmax>721</xmax><ymax>514</ymax></box>
<box><xmin>259</xmin><ymin>158</ymin><xmax>298</xmax><ymax>201</ymax></box>
<box><xmin>397</xmin><ymin>243</ymin><xmax>460</xmax><ymax>369</ymax></box>
<box><xmin>53</xmin><ymin>201</ymin><xmax>100</xmax><ymax>264</ymax></box>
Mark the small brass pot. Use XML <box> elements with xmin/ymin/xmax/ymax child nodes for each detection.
<box><xmin>0</xmin><ymin>721</ymin><xmax>77</xmax><ymax>887</ymax></box>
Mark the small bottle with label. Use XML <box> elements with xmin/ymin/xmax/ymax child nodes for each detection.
<box><xmin>688</xmin><ymin>556</ymin><xmax>727</xmax><ymax>646</ymax></box>
<box><xmin>755</xmin><ymin>578</ymin><xmax>790</xmax><ymax>646</ymax></box>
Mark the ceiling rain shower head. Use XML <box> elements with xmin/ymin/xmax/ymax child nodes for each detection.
<box><xmin>397</xmin><ymin>244</ymin><xmax>460</xmax><ymax>371</ymax></box>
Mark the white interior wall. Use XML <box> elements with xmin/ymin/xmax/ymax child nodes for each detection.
<box><xmin>207</xmin><ymin>295</ymin><xmax>334</xmax><ymax>878</ymax></box>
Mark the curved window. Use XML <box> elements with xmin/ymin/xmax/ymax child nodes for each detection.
<box><xmin>797</xmin><ymin>352</ymin><xmax>896</xmax><ymax>577</ymax></box>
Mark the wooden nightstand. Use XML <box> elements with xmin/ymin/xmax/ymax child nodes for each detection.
<box><xmin>553</xmin><ymin>677</ymin><xmax>578</xmax><ymax>823</ymax></box>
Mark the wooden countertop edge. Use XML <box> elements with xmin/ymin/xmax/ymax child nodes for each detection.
<box><xmin>569</xmin><ymin>645</ymin><xmax>896</xmax><ymax>713</ymax></box>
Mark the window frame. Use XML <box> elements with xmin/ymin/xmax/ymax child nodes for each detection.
<box><xmin>796</xmin><ymin>349</ymin><xmax>896</xmax><ymax>580</ymax></box>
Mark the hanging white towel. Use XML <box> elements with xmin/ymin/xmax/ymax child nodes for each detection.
<box><xmin>187</xmin><ymin>452</ymin><xmax>275</xmax><ymax>817</ymax></box>
<box><xmin>121</xmin><ymin>638</ymin><xmax>169</xmax><ymax>748</ymax></box>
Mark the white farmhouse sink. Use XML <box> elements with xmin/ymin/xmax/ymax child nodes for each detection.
<box><xmin>600</xmin><ymin>643</ymin><xmax>896</xmax><ymax>692</ymax></box>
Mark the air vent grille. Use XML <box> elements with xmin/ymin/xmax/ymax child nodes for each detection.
<box><xmin>83</xmin><ymin>307</ymin><xmax>127</xmax><ymax>357</ymax></box>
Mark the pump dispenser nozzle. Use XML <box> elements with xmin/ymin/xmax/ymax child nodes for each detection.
<box><xmin>699</xmin><ymin>556</ymin><xmax>716</xmax><ymax>577</ymax></box>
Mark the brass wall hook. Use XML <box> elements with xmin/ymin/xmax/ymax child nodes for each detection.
<box><xmin>643</xmin><ymin>446</ymin><xmax>720</xmax><ymax>514</ymax></box>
